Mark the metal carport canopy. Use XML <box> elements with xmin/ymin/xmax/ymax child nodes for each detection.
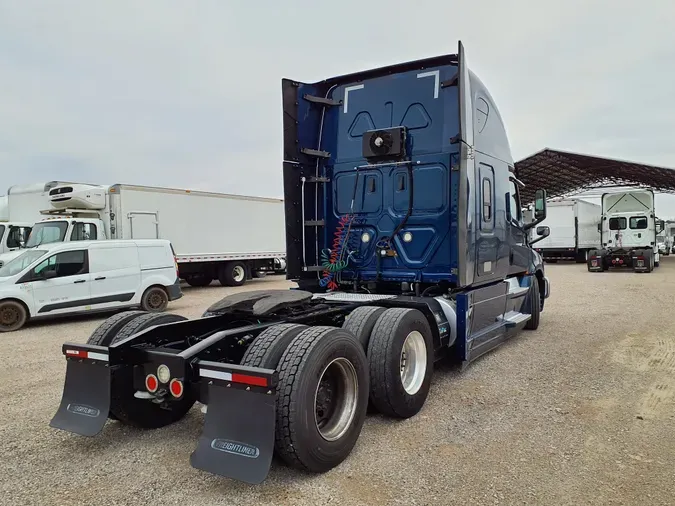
<box><xmin>514</xmin><ymin>148</ymin><xmax>675</xmax><ymax>203</ymax></box>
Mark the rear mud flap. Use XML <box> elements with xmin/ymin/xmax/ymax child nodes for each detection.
<box><xmin>190</xmin><ymin>384</ymin><xmax>276</xmax><ymax>484</ymax></box>
<box><xmin>50</xmin><ymin>360</ymin><xmax>111</xmax><ymax>437</ymax></box>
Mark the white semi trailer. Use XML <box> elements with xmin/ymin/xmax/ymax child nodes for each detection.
<box><xmin>588</xmin><ymin>189</ymin><xmax>664</xmax><ymax>273</ymax></box>
<box><xmin>1</xmin><ymin>182</ymin><xmax>287</xmax><ymax>286</ymax></box>
<box><xmin>528</xmin><ymin>198</ymin><xmax>601</xmax><ymax>263</ymax></box>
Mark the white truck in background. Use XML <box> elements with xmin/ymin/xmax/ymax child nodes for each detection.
<box><xmin>656</xmin><ymin>232</ymin><xmax>669</xmax><ymax>256</ymax></box>
<box><xmin>0</xmin><ymin>181</ymin><xmax>79</xmax><ymax>255</ymax></box>
<box><xmin>588</xmin><ymin>189</ymin><xmax>664</xmax><ymax>273</ymax></box>
<box><xmin>0</xmin><ymin>194</ymin><xmax>34</xmax><ymax>255</ymax></box>
<box><xmin>527</xmin><ymin>198</ymin><xmax>601</xmax><ymax>263</ymax></box>
<box><xmin>0</xmin><ymin>182</ymin><xmax>287</xmax><ymax>286</ymax></box>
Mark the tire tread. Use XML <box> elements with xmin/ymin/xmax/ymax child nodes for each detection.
<box><xmin>86</xmin><ymin>310</ymin><xmax>147</xmax><ymax>346</ymax></box>
<box><xmin>275</xmin><ymin>326</ymin><xmax>335</xmax><ymax>469</ymax></box>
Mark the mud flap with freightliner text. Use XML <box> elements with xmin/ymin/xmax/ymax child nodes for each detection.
<box><xmin>49</xmin><ymin>343</ymin><xmax>111</xmax><ymax>437</ymax></box>
<box><xmin>189</xmin><ymin>361</ymin><xmax>278</xmax><ymax>485</ymax></box>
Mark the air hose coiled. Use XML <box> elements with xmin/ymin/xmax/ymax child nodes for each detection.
<box><xmin>320</xmin><ymin>214</ymin><xmax>354</xmax><ymax>290</ymax></box>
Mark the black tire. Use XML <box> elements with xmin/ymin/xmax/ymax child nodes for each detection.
<box><xmin>218</xmin><ymin>261</ymin><xmax>247</xmax><ymax>287</ymax></box>
<box><xmin>0</xmin><ymin>300</ymin><xmax>28</xmax><ymax>332</ymax></box>
<box><xmin>86</xmin><ymin>310</ymin><xmax>147</xmax><ymax>346</ymax></box>
<box><xmin>646</xmin><ymin>250</ymin><xmax>655</xmax><ymax>272</ymax></box>
<box><xmin>275</xmin><ymin>326</ymin><xmax>369</xmax><ymax>472</ymax></box>
<box><xmin>367</xmin><ymin>308</ymin><xmax>434</xmax><ymax>419</ymax></box>
<box><xmin>525</xmin><ymin>276</ymin><xmax>541</xmax><ymax>330</ymax></box>
<box><xmin>251</xmin><ymin>270</ymin><xmax>267</xmax><ymax>279</ymax></box>
<box><xmin>109</xmin><ymin>313</ymin><xmax>196</xmax><ymax>428</ymax></box>
<box><xmin>140</xmin><ymin>286</ymin><xmax>169</xmax><ymax>312</ymax></box>
<box><xmin>185</xmin><ymin>275</ymin><xmax>212</xmax><ymax>287</ymax></box>
<box><xmin>86</xmin><ymin>310</ymin><xmax>147</xmax><ymax>420</ymax></box>
<box><xmin>240</xmin><ymin>323</ymin><xmax>308</xmax><ymax>369</ymax></box>
<box><xmin>342</xmin><ymin>306</ymin><xmax>387</xmax><ymax>351</ymax></box>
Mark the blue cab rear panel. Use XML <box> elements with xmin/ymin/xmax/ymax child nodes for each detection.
<box><xmin>282</xmin><ymin>56</ymin><xmax>462</xmax><ymax>288</ymax></box>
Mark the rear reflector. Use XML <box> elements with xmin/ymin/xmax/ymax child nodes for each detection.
<box><xmin>199</xmin><ymin>368</ymin><xmax>268</xmax><ymax>387</ymax></box>
<box><xmin>65</xmin><ymin>349</ymin><xmax>109</xmax><ymax>362</ymax></box>
<box><xmin>232</xmin><ymin>373</ymin><xmax>268</xmax><ymax>387</ymax></box>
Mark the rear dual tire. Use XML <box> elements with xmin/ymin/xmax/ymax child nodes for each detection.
<box><xmin>242</xmin><ymin>324</ymin><xmax>369</xmax><ymax>473</ymax></box>
<box><xmin>367</xmin><ymin>308</ymin><xmax>434</xmax><ymax>418</ymax></box>
<box><xmin>218</xmin><ymin>262</ymin><xmax>247</xmax><ymax>287</ymax></box>
<box><xmin>274</xmin><ymin>327</ymin><xmax>369</xmax><ymax>472</ymax></box>
<box><xmin>185</xmin><ymin>274</ymin><xmax>212</xmax><ymax>288</ymax></box>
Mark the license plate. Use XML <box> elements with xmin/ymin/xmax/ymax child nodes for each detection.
<box><xmin>637</xmin><ymin>260</ymin><xmax>644</xmax><ymax>267</ymax></box>
<box><xmin>591</xmin><ymin>259</ymin><xmax>598</xmax><ymax>267</ymax></box>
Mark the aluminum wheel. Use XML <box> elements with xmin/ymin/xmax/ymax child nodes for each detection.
<box><xmin>400</xmin><ymin>331</ymin><xmax>427</xmax><ymax>395</ymax></box>
<box><xmin>314</xmin><ymin>357</ymin><xmax>359</xmax><ymax>442</ymax></box>
<box><xmin>232</xmin><ymin>265</ymin><xmax>246</xmax><ymax>283</ymax></box>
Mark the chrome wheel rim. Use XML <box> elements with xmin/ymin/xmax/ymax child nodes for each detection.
<box><xmin>400</xmin><ymin>331</ymin><xmax>427</xmax><ymax>395</ymax></box>
<box><xmin>314</xmin><ymin>358</ymin><xmax>359</xmax><ymax>441</ymax></box>
<box><xmin>233</xmin><ymin>266</ymin><xmax>245</xmax><ymax>283</ymax></box>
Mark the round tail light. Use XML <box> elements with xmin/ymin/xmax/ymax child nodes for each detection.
<box><xmin>169</xmin><ymin>378</ymin><xmax>184</xmax><ymax>398</ymax></box>
<box><xmin>145</xmin><ymin>374</ymin><xmax>159</xmax><ymax>393</ymax></box>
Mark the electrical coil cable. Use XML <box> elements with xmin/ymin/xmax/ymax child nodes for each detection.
<box><xmin>320</xmin><ymin>214</ymin><xmax>354</xmax><ymax>290</ymax></box>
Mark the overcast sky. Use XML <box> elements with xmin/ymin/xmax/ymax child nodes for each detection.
<box><xmin>1</xmin><ymin>1</ymin><xmax>674</xmax><ymax>212</ymax></box>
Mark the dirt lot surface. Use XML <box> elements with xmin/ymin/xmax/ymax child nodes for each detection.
<box><xmin>2</xmin><ymin>264</ymin><xmax>675</xmax><ymax>506</ymax></box>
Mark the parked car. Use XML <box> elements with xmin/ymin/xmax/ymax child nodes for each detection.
<box><xmin>0</xmin><ymin>239</ymin><xmax>182</xmax><ymax>332</ymax></box>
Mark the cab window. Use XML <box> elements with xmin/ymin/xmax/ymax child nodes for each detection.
<box><xmin>629</xmin><ymin>216</ymin><xmax>648</xmax><ymax>230</ymax></box>
<box><xmin>609</xmin><ymin>217</ymin><xmax>627</xmax><ymax>230</ymax></box>
<box><xmin>71</xmin><ymin>222</ymin><xmax>98</xmax><ymax>241</ymax></box>
<box><xmin>508</xmin><ymin>179</ymin><xmax>522</xmax><ymax>222</ymax></box>
<box><xmin>32</xmin><ymin>250</ymin><xmax>88</xmax><ymax>279</ymax></box>
<box><xmin>6</xmin><ymin>226</ymin><xmax>31</xmax><ymax>249</ymax></box>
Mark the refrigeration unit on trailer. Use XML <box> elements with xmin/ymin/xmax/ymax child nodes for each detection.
<box><xmin>0</xmin><ymin>181</ymin><xmax>76</xmax><ymax>257</ymax></box>
<box><xmin>529</xmin><ymin>199</ymin><xmax>601</xmax><ymax>263</ymax></box>
<box><xmin>50</xmin><ymin>41</ymin><xmax>552</xmax><ymax>485</ymax></box>
<box><xmin>23</xmin><ymin>183</ymin><xmax>287</xmax><ymax>286</ymax></box>
<box><xmin>588</xmin><ymin>189</ymin><xmax>664</xmax><ymax>273</ymax></box>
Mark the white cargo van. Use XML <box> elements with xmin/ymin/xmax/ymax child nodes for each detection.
<box><xmin>0</xmin><ymin>239</ymin><xmax>182</xmax><ymax>332</ymax></box>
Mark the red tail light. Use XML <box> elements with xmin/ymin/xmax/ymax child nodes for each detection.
<box><xmin>145</xmin><ymin>374</ymin><xmax>159</xmax><ymax>393</ymax></box>
<box><xmin>169</xmin><ymin>379</ymin><xmax>184</xmax><ymax>398</ymax></box>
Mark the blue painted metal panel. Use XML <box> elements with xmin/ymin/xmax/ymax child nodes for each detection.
<box><xmin>314</xmin><ymin>66</ymin><xmax>460</xmax><ymax>284</ymax></box>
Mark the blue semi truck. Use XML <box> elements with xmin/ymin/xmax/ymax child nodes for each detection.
<box><xmin>50</xmin><ymin>41</ymin><xmax>551</xmax><ymax>484</ymax></box>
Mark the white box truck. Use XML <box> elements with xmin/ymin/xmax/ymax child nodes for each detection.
<box><xmin>0</xmin><ymin>182</ymin><xmax>79</xmax><ymax>255</ymax></box>
<box><xmin>528</xmin><ymin>198</ymin><xmax>601</xmax><ymax>263</ymax></box>
<box><xmin>588</xmin><ymin>189</ymin><xmax>664</xmax><ymax>273</ymax></box>
<box><xmin>4</xmin><ymin>182</ymin><xmax>287</xmax><ymax>286</ymax></box>
<box><xmin>0</xmin><ymin>195</ymin><xmax>33</xmax><ymax>256</ymax></box>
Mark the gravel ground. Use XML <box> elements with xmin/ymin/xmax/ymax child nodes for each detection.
<box><xmin>1</xmin><ymin>264</ymin><xmax>675</xmax><ymax>506</ymax></box>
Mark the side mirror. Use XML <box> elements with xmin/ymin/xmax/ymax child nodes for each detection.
<box><xmin>536</xmin><ymin>226</ymin><xmax>550</xmax><ymax>238</ymax></box>
<box><xmin>43</xmin><ymin>270</ymin><xmax>58</xmax><ymax>280</ymax></box>
<box><xmin>534</xmin><ymin>189</ymin><xmax>547</xmax><ymax>221</ymax></box>
<box><xmin>656</xmin><ymin>220</ymin><xmax>665</xmax><ymax>233</ymax></box>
